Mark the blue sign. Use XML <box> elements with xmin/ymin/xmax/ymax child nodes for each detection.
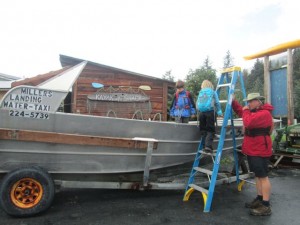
<box><xmin>270</xmin><ymin>68</ymin><xmax>287</xmax><ymax>117</ymax></box>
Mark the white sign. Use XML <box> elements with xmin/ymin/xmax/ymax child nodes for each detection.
<box><xmin>1</xmin><ymin>86</ymin><xmax>63</xmax><ymax>119</ymax></box>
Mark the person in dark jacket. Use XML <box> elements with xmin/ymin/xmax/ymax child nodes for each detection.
<box><xmin>170</xmin><ymin>80</ymin><xmax>196</xmax><ymax>123</ymax></box>
<box><xmin>232</xmin><ymin>93</ymin><xmax>274</xmax><ymax>216</ymax></box>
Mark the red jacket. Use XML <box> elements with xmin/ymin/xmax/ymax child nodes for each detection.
<box><xmin>232</xmin><ymin>100</ymin><xmax>274</xmax><ymax>157</ymax></box>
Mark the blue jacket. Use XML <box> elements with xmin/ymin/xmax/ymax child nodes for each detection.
<box><xmin>170</xmin><ymin>90</ymin><xmax>196</xmax><ymax>118</ymax></box>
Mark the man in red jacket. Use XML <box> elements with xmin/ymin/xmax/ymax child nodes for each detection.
<box><xmin>232</xmin><ymin>93</ymin><xmax>274</xmax><ymax>216</ymax></box>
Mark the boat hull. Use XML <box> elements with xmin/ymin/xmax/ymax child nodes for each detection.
<box><xmin>0</xmin><ymin>110</ymin><xmax>242</xmax><ymax>175</ymax></box>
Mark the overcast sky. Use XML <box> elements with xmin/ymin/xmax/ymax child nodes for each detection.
<box><xmin>0</xmin><ymin>0</ymin><xmax>299</xmax><ymax>80</ymax></box>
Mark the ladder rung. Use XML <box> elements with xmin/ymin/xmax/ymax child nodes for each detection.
<box><xmin>189</xmin><ymin>184</ymin><xmax>208</xmax><ymax>194</ymax></box>
<box><xmin>219</xmin><ymin>100</ymin><xmax>228</xmax><ymax>103</ymax></box>
<box><xmin>194</xmin><ymin>167</ymin><xmax>228</xmax><ymax>178</ymax></box>
<box><xmin>217</xmin><ymin>173</ymin><xmax>228</xmax><ymax>178</ymax></box>
<box><xmin>193</xmin><ymin>167</ymin><xmax>213</xmax><ymax>175</ymax></box>
<box><xmin>201</xmin><ymin>152</ymin><xmax>216</xmax><ymax>156</ymax></box>
<box><xmin>217</xmin><ymin>83</ymin><xmax>231</xmax><ymax>88</ymax></box>
<box><xmin>239</xmin><ymin>178</ymin><xmax>255</xmax><ymax>185</ymax></box>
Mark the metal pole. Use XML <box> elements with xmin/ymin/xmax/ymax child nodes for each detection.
<box><xmin>143</xmin><ymin>141</ymin><xmax>154</xmax><ymax>186</ymax></box>
<box><xmin>264</xmin><ymin>56</ymin><xmax>271</xmax><ymax>103</ymax></box>
<box><xmin>287</xmin><ymin>49</ymin><xmax>294</xmax><ymax>125</ymax></box>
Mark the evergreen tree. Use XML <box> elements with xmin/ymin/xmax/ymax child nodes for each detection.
<box><xmin>162</xmin><ymin>70</ymin><xmax>176</xmax><ymax>120</ymax></box>
<box><xmin>218</xmin><ymin>51</ymin><xmax>235</xmax><ymax>102</ymax></box>
<box><xmin>162</xmin><ymin>70</ymin><xmax>174</xmax><ymax>82</ymax></box>
<box><xmin>223</xmin><ymin>50</ymin><xmax>234</xmax><ymax>68</ymax></box>
<box><xmin>185</xmin><ymin>56</ymin><xmax>217</xmax><ymax>98</ymax></box>
<box><xmin>245</xmin><ymin>59</ymin><xmax>264</xmax><ymax>94</ymax></box>
<box><xmin>293</xmin><ymin>48</ymin><xmax>300</xmax><ymax>119</ymax></box>
<box><xmin>233</xmin><ymin>68</ymin><xmax>248</xmax><ymax>105</ymax></box>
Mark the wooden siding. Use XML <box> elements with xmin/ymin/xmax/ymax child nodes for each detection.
<box><xmin>60</xmin><ymin>55</ymin><xmax>174</xmax><ymax>121</ymax></box>
<box><xmin>74</xmin><ymin>64</ymin><xmax>163</xmax><ymax>119</ymax></box>
<box><xmin>0</xmin><ymin>128</ymin><xmax>158</xmax><ymax>149</ymax></box>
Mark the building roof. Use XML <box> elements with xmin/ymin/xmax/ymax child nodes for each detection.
<box><xmin>0</xmin><ymin>81</ymin><xmax>15</xmax><ymax>89</ymax></box>
<box><xmin>38</xmin><ymin>61</ymin><xmax>87</xmax><ymax>92</ymax></box>
<box><xmin>0</xmin><ymin>73</ymin><xmax>21</xmax><ymax>81</ymax></box>
<box><xmin>0</xmin><ymin>73</ymin><xmax>21</xmax><ymax>89</ymax></box>
<box><xmin>12</xmin><ymin>67</ymin><xmax>70</xmax><ymax>87</ymax></box>
<box><xmin>60</xmin><ymin>54</ymin><xmax>174</xmax><ymax>83</ymax></box>
<box><xmin>8</xmin><ymin>55</ymin><xmax>175</xmax><ymax>88</ymax></box>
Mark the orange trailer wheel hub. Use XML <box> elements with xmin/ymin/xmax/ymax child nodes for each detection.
<box><xmin>10</xmin><ymin>178</ymin><xmax>43</xmax><ymax>209</ymax></box>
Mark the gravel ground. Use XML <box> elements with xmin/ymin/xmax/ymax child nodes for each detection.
<box><xmin>0</xmin><ymin>168</ymin><xmax>299</xmax><ymax>225</ymax></box>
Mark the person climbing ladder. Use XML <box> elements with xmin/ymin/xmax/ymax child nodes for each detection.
<box><xmin>197</xmin><ymin>80</ymin><xmax>222</xmax><ymax>151</ymax></box>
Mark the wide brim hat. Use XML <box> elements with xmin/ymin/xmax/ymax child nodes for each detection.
<box><xmin>243</xmin><ymin>93</ymin><xmax>265</xmax><ymax>101</ymax></box>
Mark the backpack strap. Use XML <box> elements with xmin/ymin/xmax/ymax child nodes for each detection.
<box><xmin>175</xmin><ymin>91</ymin><xmax>190</xmax><ymax>101</ymax></box>
<box><xmin>184</xmin><ymin>91</ymin><xmax>191</xmax><ymax>108</ymax></box>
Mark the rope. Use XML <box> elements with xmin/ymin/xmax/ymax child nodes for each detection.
<box><xmin>152</xmin><ymin>113</ymin><xmax>162</xmax><ymax>121</ymax></box>
<box><xmin>132</xmin><ymin>110</ymin><xmax>144</xmax><ymax>120</ymax></box>
<box><xmin>106</xmin><ymin>110</ymin><xmax>117</xmax><ymax>117</ymax></box>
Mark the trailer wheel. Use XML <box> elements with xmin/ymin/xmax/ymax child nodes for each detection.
<box><xmin>0</xmin><ymin>167</ymin><xmax>55</xmax><ymax>217</ymax></box>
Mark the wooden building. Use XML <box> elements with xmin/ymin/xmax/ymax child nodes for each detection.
<box><xmin>13</xmin><ymin>55</ymin><xmax>175</xmax><ymax>121</ymax></box>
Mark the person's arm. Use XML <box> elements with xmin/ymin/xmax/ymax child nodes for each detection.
<box><xmin>214</xmin><ymin>92</ymin><xmax>222</xmax><ymax>116</ymax></box>
<box><xmin>232</xmin><ymin>99</ymin><xmax>244</xmax><ymax>117</ymax></box>
<box><xmin>188</xmin><ymin>94</ymin><xmax>196</xmax><ymax>115</ymax></box>
<box><xmin>169</xmin><ymin>95</ymin><xmax>176</xmax><ymax>117</ymax></box>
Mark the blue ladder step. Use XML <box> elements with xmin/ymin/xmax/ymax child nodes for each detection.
<box><xmin>219</xmin><ymin>100</ymin><xmax>228</xmax><ymax>103</ymax></box>
<box><xmin>189</xmin><ymin>184</ymin><xmax>208</xmax><ymax>194</ymax></box>
<box><xmin>217</xmin><ymin>83</ymin><xmax>231</xmax><ymax>88</ymax></box>
<box><xmin>193</xmin><ymin>167</ymin><xmax>228</xmax><ymax>178</ymax></box>
<box><xmin>193</xmin><ymin>167</ymin><xmax>213</xmax><ymax>175</ymax></box>
<box><xmin>200</xmin><ymin>151</ymin><xmax>217</xmax><ymax>156</ymax></box>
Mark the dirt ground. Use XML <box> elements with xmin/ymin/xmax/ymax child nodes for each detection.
<box><xmin>0</xmin><ymin>168</ymin><xmax>299</xmax><ymax>225</ymax></box>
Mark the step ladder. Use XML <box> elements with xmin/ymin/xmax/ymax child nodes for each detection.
<box><xmin>183</xmin><ymin>66</ymin><xmax>247</xmax><ymax>212</ymax></box>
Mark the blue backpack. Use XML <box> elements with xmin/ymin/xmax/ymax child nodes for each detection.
<box><xmin>175</xmin><ymin>90</ymin><xmax>191</xmax><ymax>109</ymax></box>
<box><xmin>197</xmin><ymin>88</ymin><xmax>214</xmax><ymax>112</ymax></box>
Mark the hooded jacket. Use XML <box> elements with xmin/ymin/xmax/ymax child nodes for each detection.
<box><xmin>232</xmin><ymin>100</ymin><xmax>274</xmax><ymax>157</ymax></box>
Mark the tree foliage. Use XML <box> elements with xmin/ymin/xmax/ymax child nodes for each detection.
<box><xmin>217</xmin><ymin>51</ymin><xmax>236</xmax><ymax>104</ymax></box>
<box><xmin>223</xmin><ymin>50</ymin><xmax>234</xmax><ymax>68</ymax></box>
<box><xmin>293</xmin><ymin>48</ymin><xmax>300</xmax><ymax>119</ymax></box>
<box><xmin>245</xmin><ymin>59</ymin><xmax>264</xmax><ymax>95</ymax></box>
<box><xmin>162</xmin><ymin>70</ymin><xmax>176</xmax><ymax>120</ymax></box>
<box><xmin>184</xmin><ymin>56</ymin><xmax>217</xmax><ymax>98</ymax></box>
<box><xmin>162</xmin><ymin>70</ymin><xmax>175</xmax><ymax>82</ymax></box>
